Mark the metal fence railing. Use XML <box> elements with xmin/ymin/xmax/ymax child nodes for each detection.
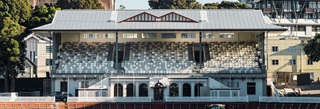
<box><xmin>164</xmin><ymin>96</ymin><xmax>249</xmax><ymax>102</ymax></box>
<box><xmin>68</xmin><ymin>97</ymin><xmax>152</xmax><ymax>102</ymax></box>
<box><xmin>0</xmin><ymin>97</ymin><xmax>55</xmax><ymax>102</ymax></box>
<box><xmin>259</xmin><ymin>96</ymin><xmax>320</xmax><ymax>103</ymax></box>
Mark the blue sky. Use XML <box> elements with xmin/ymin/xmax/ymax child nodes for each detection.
<box><xmin>115</xmin><ymin>0</ymin><xmax>238</xmax><ymax>9</ymax></box>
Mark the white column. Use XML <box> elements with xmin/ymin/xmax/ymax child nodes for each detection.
<box><xmin>191</xmin><ymin>82</ymin><xmax>195</xmax><ymax>97</ymax></box>
<box><xmin>149</xmin><ymin>83</ymin><xmax>153</xmax><ymax>99</ymax></box>
<box><xmin>178</xmin><ymin>82</ymin><xmax>182</xmax><ymax>97</ymax></box>
<box><xmin>123</xmin><ymin>83</ymin><xmax>127</xmax><ymax>97</ymax></box>
<box><xmin>135</xmin><ymin>82</ymin><xmax>139</xmax><ymax>97</ymax></box>
<box><xmin>110</xmin><ymin>82</ymin><xmax>114</xmax><ymax>97</ymax></box>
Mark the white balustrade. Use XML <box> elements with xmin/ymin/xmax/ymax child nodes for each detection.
<box><xmin>164</xmin><ymin>96</ymin><xmax>248</xmax><ymax>102</ymax></box>
<box><xmin>68</xmin><ymin>97</ymin><xmax>152</xmax><ymax>102</ymax></box>
<box><xmin>0</xmin><ymin>97</ymin><xmax>55</xmax><ymax>102</ymax></box>
<box><xmin>259</xmin><ymin>96</ymin><xmax>320</xmax><ymax>103</ymax></box>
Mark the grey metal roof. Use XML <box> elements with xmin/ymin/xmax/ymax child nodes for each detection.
<box><xmin>32</xmin><ymin>9</ymin><xmax>286</xmax><ymax>31</ymax></box>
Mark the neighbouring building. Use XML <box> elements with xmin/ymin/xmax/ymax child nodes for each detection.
<box><xmin>21</xmin><ymin>33</ymin><xmax>52</xmax><ymax>78</ymax></box>
<box><xmin>240</xmin><ymin>0</ymin><xmax>320</xmax><ymax>84</ymax></box>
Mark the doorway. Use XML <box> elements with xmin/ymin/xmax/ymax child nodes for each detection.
<box><xmin>194</xmin><ymin>50</ymin><xmax>204</xmax><ymax>63</ymax></box>
<box><xmin>154</xmin><ymin>82</ymin><xmax>164</xmax><ymax>101</ymax></box>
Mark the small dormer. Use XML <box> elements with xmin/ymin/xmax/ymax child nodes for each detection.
<box><xmin>108</xmin><ymin>11</ymin><xmax>118</xmax><ymax>22</ymax></box>
<box><xmin>199</xmin><ymin>10</ymin><xmax>208</xmax><ymax>22</ymax></box>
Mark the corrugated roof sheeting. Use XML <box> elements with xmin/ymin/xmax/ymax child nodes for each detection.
<box><xmin>32</xmin><ymin>9</ymin><xmax>286</xmax><ymax>31</ymax></box>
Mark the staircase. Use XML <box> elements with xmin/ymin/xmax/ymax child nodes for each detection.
<box><xmin>87</xmin><ymin>74</ymin><xmax>110</xmax><ymax>88</ymax></box>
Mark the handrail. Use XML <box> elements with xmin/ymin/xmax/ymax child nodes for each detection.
<box><xmin>0</xmin><ymin>97</ymin><xmax>55</xmax><ymax>102</ymax></box>
<box><xmin>259</xmin><ymin>96</ymin><xmax>320</xmax><ymax>103</ymax></box>
<box><xmin>68</xmin><ymin>97</ymin><xmax>152</xmax><ymax>102</ymax></box>
<box><xmin>164</xmin><ymin>96</ymin><xmax>249</xmax><ymax>102</ymax></box>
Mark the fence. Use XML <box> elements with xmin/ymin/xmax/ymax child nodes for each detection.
<box><xmin>0</xmin><ymin>97</ymin><xmax>55</xmax><ymax>102</ymax></box>
<box><xmin>68</xmin><ymin>97</ymin><xmax>152</xmax><ymax>102</ymax></box>
<box><xmin>165</xmin><ymin>96</ymin><xmax>249</xmax><ymax>102</ymax></box>
<box><xmin>259</xmin><ymin>96</ymin><xmax>320</xmax><ymax>103</ymax></box>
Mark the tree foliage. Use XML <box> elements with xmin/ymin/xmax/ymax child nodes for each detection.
<box><xmin>148</xmin><ymin>0</ymin><xmax>250</xmax><ymax>9</ymax></box>
<box><xmin>24</xmin><ymin>4</ymin><xmax>61</xmax><ymax>30</ymax></box>
<box><xmin>56</xmin><ymin>0</ymin><xmax>104</xmax><ymax>9</ymax></box>
<box><xmin>304</xmin><ymin>34</ymin><xmax>320</xmax><ymax>62</ymax></box>
<box><xmin>0</xmin><ymin>0</ymin><xmax>31</xmax><ymax>23</ymax></box>
<box><xmin>0</xmin><ymin>0</ymin><xmax>31</xmax><ymax>92</ymax></box>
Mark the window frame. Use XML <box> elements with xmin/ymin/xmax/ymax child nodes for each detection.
<box><xmin>307</xmin><ymin>59</ymin><xmax>313</xmax><ymax>65</ymax></box>
<box><xmin>161</xmin><ymin>33</ymin><xmax>176</xmax><ymax>38</ymax></box>
<box><xmin>181</xmin><ymin>33</ymin><xmax>196</xmax><ymax>38</ymax></box>
<box><xmin>122</xmin><ymin>33</ymin><xmax>138</xmax><ymax>38</ymax></box>
<box><xmin>202</xmin><ymin>32</ymin><xmax>215</xmax><ymax>38</ymax></box>
<box><xmin>84</xmin><ymin>33</ymin><xmax>98</xmax><ymax>39</ymax></box>
<box><xmin>247</xmin><ymin>82</ymin><xmax>256</xmax><ymax>95</ymax></box>
<box><xmin>272</xmin><ymin>46</ymin><xmax>278</xmax><ymax>52</ymax></box>
<box><xmin>46</xmin><ymin>46</ymin><xmax>52</xmax><ymax>53</ymax></box>
<box><xmin>272</xmin><ymin>60</ymin><xmax>279</xmax><ymax>65</ymax></box>
<box><xmin>45</xmin><ymin>59</ymin><xmax>52</xmax><ymax>66</ymax></box>
<box><xmin>289</xmin><ymin>59</ymin><xmax>296</xmax><ymax>65</ymax></box>
<box><xmin>219</xmin><ymin>33</ymin><xmax>234</xmax><ymax>39</ymax></box>
<box><xmin>103</xmin><ymin>33</ymin><xmax>116</xmax><ymax>38</ymax></box>
<box><xmin>142</xmin><ymin>33</ymin><xmax>157</xmax><ymax>39</ymax></box>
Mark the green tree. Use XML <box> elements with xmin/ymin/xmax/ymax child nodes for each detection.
<box><xmin>24</xmin><ymin>4</ymin><xmax>61</xmax><ymax>31</ymax></box>
<box><xmin>56</xmin><ymin>0</ymin><xmax>104</xmax><ymax>9</ymax></box>
<box><xmin>120</xmin><ymin>5</ymin><xmax>126</xmax><ymax>10</ymax></box>
<box><xmin>148</xmin><ymin>0</ymin><xmax>250</xmax><ymax>9</ymax></box>
<box><xmin>218</xmin><ymin>1</ymin><xmax>250</xmax><ymax>9</ymax></box>
<box><xmin>0</xmin><ymin>17</ymin><xmax>26</xmax><ymax>92</ymax></box>
<box><xmin>304</xmin><ymin>34</ymin><xmax>320</xmax><ymax>62</ymax></box>
<box><xmin>0</xmin><ymin>0</ymin><xmax>31</xmax><ymax>92</ymax></box>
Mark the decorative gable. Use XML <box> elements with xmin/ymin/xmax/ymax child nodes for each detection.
<box><xmin>120</xmin><ymin>12</ymin><xmax>197</xmax><ymax>23</ymax></box>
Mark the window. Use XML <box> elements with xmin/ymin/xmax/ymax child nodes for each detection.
<box><xmin>272</xmin><ymin>60</ymin><xmax>279</xmax><ymax>65</ymax></box>
<box><xmin>181</xmin><ymin>33</ymin><xmax>195</xmax><ymax>38</ymax></box>
<box><xmin>30</xmin><ymin>51</ymin><xmax>36</xmax><ymax>62</ymax></box>
<box><xmin>247</xmin><ymin>82</ymin><xmax>256</xmax><ymax>95</ymax></box>
<box><xmin>292</xmin><ymin>25</ymin><xmax>306</xmax><ymax>31</ymax></box>
<box><xmin>161</xmin><ymin>33</ymin><xmax>176</xmax><ymax>38</ymax></box>
<box><xmin>219</xmin><ymin>33</ymin><xmax>234</xmax><ymax>38</ymax></box>
<box><xmin>307</xmin><ymin>59</ymin><xmax>313</xmax><ymax>65</ymax></box>
<box><xmin>114</xmin><ymin>83</ymin><xmax>123</xmax><ymax>97</ymax></box>
<box><xmin>272</xmin><ymin>46</ymin><xmax>278</xmax><ymax>52</ymax></box>
<box><xmin>60</xmin><ymin>81</ymin><xmax>67</xmax><ymax>92</ymax></box>
<box><xmin>312</xmin><ymin>26</ymin><xmax>320</xmax><ymax>32</ymax></box>
<box><xmin>123</xmin><ymin>33</ymin><xmax>138</xmax><ymax>38</ymax></box>
<box><xmin>288</xmin><ymin>46</ymin><xmax>296</xmax><ymax>52</ymax></box>
<box><xmin>139</xmin><ymin>83</ymin><xmax>148</xmax><ymax>97</ymax></box>
<box><xmin>194</xmin><ymin>83</ymin><xmax>203</xmax><ymax>97</ymax></box>
<box><xmin>142</xmin><ymin>33</ymin><xmax>157</xmax><ymax>39</ymax></box>
<box><xmin>45</xmin><ymin>59</ymin><xmax>52</xmax><ymax>66</ymax></box>
<box><xmin>183</xmin><ymin>83</ymin><xmax>191</xmax><ymax>96</ymax></box>
<box><xmin>46</xmin><ymin>46</ymin><xmax>52</xmax><ymax>53</ymax></box>
<box><xmin>202</xmin><ymin>32</ymin><xmax>214</xmax><ymax>38</ymax></box>
<box><xmin>103</xmin><ymin>33</ymin><xmax>115</xmax><ymax>38</ymax></box>
<box><xmin>289</xmin><ymin>59</ymin><xmax>296</xmax><ymax>65</ymax></box>
<box><xmin>169</xmin><ymin>83</ymin><xmax>178</xmax><ymax>97</ymax></box>
<box><xmin>126</xmin><ymin>83</ymin><xmax>135</xmax><ymax>97</ymax></box>
<box><xmin>84</xmin><ymin>33</ymin><xmax>98</xmax><ymax>38</ymax></box>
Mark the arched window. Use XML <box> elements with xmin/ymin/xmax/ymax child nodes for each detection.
<box><xmin>183</xmin><ymin>83</ymin><xmax>191</xmax><ymax>97</ymax></box>
<box><xmin>169</xmin><ymin>83</ymin><xmax>178</xmax><ymax>97</ymax></box>
<box><xmin>114</xmin><ymin>83</ymin><xmax>123</xmax><ymax>97</ymax></box>
<box><xmin>195</xmin><ymin>83</ymin><xmax>203</xmax><ymax>97</ymax></box>
<box><xmin>139</xmin><ymin>83</ymin><xmax>148</xmax><ymax>97</ymax></box>
<box><xmin>127</xmin><ymin>83</ymin><xmax>135</xmax><ymax>97</ymax></box>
